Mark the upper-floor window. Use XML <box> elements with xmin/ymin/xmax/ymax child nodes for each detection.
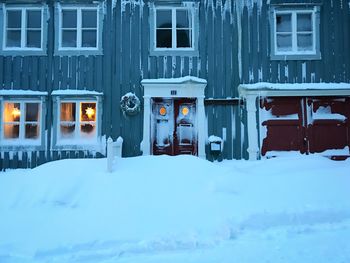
<box><xmin>0</xmin><ymin>4</ymin><xmax>48</xmax><ymax>56</ymax></box>
<box><xmin>150</xmin><ymin>3</ymin><xmax>199</xmax><ymax>56</ymax></box>
<box><xmin>270</xmin><ymin>6</ymin><xmax>321</xmax><ymax>60</ymax></box>
<box><xmin>55</xmin><ymin>3</ymin><xmax>103</xmax><ymax>56</ymax></box>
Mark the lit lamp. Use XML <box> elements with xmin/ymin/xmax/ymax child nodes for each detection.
<box><xmin>12</xmin><ymin>107</ymin><xmax>21</xmax><ymax>119</ymax></box>
<box><xmin>85</xmin><ymin>107</ymin><xmax>95</xmax><ymax>119</ymax></box>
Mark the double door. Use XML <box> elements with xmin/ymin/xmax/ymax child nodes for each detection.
<box><xmin>260</xmin><ymin>96</ymin><xmax>350</xmax><ymax>156</ymax></box>
<box><xmin>152</xmin><ymin>98</ymin><xmax>197</xmax><ymax>156</ymax></box>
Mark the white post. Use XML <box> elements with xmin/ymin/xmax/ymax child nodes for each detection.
<box><xmin>197</xmin><ymin>96</ymin><xmax>206</xmax><ymax>159</ymax></box>
<box><xmin>142</xmin><ymin>96</ymin><xmax>151</xmax><ymax>155</ymax></box>
<box><xmin>107</xmin><ymin>137</ymin><xmax>114</xmax><ymax>172</ymax></box>
<box><xmin>246</xmin><ymin>94</ymin><xmax>259</xmax><ymax>160</ymax></box>
<box><xmin>115</xmin><ymin>136</ymin><xmax>123</xmax><ymax>157</ymax></box>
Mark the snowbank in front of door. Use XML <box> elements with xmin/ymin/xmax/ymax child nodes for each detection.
<box><xmin>0</xmin><ymin>154</ymin><xmax>350</xmax><ymax>263</ymax></box>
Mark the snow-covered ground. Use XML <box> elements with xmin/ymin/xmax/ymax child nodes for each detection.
<box><xmin>0</xmin><ymin>155</ymin><xmax>350</xmax><ymax>263</ymax></box>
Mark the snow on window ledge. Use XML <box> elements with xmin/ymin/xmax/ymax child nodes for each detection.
<box><xmin>0</xmin><ymin>90</ymin><xmax>48</xmax><ymax>96</ymax></box>
<box><xmin>51</xmin><ymin>90</ymin><xmax>103</xmax><ymax>96</ymax></box>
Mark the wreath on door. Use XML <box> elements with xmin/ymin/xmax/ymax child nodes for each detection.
<box><xmin>120</xmin><ymin>92</ymin><xmax>141</xmax><ymax>116</ymax></box>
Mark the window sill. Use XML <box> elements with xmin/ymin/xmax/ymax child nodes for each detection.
<box><xmin>270</xmin><ymin>53</ymin><xmax>322</xmax><ymax>61</ymax></box>
<box><xmin>0</xmin><ymin>141</ymin><xmax>44</xmax><ymax>152</ymax></box>
<box><xmin>0</xmin><ymin>49</ymin><xmax>47</xmax><ymax>56</ymax></box>
<box><xmin>53</xmin><ymin>140</ymin><xmax>103</xmax><ymax>152</ymax></box>
<box><xmin>54</xmin><ymin>48</ymin><xmax>103</xmax><ymax>56</ymax></box>
<box><xmin>150</xmin><ymin>49</ymin><xmax>199</xmax><ymax>57</ymax></box>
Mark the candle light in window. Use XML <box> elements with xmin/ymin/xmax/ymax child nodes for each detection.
<box><xmin>85</xmin><ymin>107</ymin><xmax>95</xmax><ymax>119</ymax></box>
<box><xmin>182</xmin><ymin>106</ymin><xmax>189</xmax><ymax>116</ymax></box>
<box><xmin>12</xmin><ymin>107</ymin><xmax>21</xmax><ymax>118</ymax></box>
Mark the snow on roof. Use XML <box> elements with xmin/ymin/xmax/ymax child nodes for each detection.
<box><xmin>239</xmin><ymin>82</ymin><xmax>350</xmax><ymax>90</ymax></box>
<box><xmin>51</xmin><ymin>90</ymin><xmax>103</xmax><ymax>96</ymax></box>
<box><xmin>141</xmin><ymin>76</ymin><xmax>207</xmax><ymax>85</ymax></box>
<box><xmin>0</xmin><ymin>89</ymin><xmax>48</xmax><ymax>96</ymax></box>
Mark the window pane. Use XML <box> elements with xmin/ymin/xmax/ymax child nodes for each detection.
<box><xmin>156</xmin><ymin>29</ymin><xmax>172</xmax><ymax>48</ymax></box>
<box><xmin>62</xmin><ymin>10</ymin><xmax>77</xmax><ymax>28</ymax></box>
<box><xmin>6</xmin><ymin>30</ymin><xmax>21</xmax><ymax>47</ymax></box>
<box><xmin>60</xmin><ymin>103</ymin><xmax>76</xmax><ymax>121</ymax></box>
<box><xmin>177</xmin><ymin>29</ymin><xmax>191</xmax><ymax>48</ymax></box>
<box><xmin>297</xmin><ymin>33</ymin><xmax>313</xmax><ymax>51</ymax></box>
<box><xmin>25</xmin><ymin>124</ymin><xmax>39</xmax><ymax>139</ymax></box>
<box><xmin>62</xmin><ymin>30</ymin><xmax>77</xmax><ymax>47</ymax></box>
<box><xmin>81</xmin><ymin>103</ymin><xmax>96</xmax><ymax>121</ymax></box>
<box><xmin>25</xmin><ymin>103</ymin><xmax>39</xmax><ymax>122</ymax></box>
<box><xmin>297</xmin><ymin>14</ymin><xmax>312</xmax><ymax>32</ymax></box>
<box><xmin>82</xmin><ymin>10</ymin><xmax>97</xmax><ymax>28</ymax></box>
<box><xmin>60</xmin><ymin>123</ymin><xmax>75</xmax><ymax>138</ymax></box>
<box><xmin>82</xmin><ymin>30</ymin><xmax>97</xmax><ymax>47</ymax></box>
<box><xmin>4</xmin><ymin>124</ymin><xmax>20</xmax><ymax>139</ymax></box>
<box><xmin>80</xmin><ymin>124</ymin><xmax>96</xmax><ymax>138</ymax></box>
<box><xmin>4</xmin><ymin>103</ymin><xmax>21</xmax><ymax>122</ymax></box>
<box><xmin>276</xmin><ymin>34</ymin><xmax>292</xmax><ymax>51</ymax></box>
<box><xmin>26</xmin><ymin>30</ymin><xmax>41</xmax><ymax>48</ymax></box>
<box><xmin>156</xmin><ymin>10</ymin><xmax>172</xmax><ymax>28</ymax></box>
<box><xmin>7</xmin><ymin>10</ymin><xmax>21</xmax><ymax>28</ymax></box>
<box><xmin>178</xmin><ymin>124</ymin><xmax>193</xmax><ymax>145</ymax></box>
<box><xmin>27</xmin><ymin>10</ymin><xmax>41</xmax><ymax>28</ymax></box>
<box><xmin>176</xmin><ymin>10</ymin><xmax>191</xmax><ymax>29</ymax></box>
<box><xmin>276</xmin><ymin>14</ymin><xmax>292</xmax><ymax>32</ymax></box>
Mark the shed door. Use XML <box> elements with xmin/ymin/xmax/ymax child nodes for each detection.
<box><xmin>152</xmin><ymin>98</ymin><xmax>197</xmax><ymax>156</ymax></box>
<box><xmin>260</xmin><ymin>97</ymin><xmax>350</xmax><ymax>156</ymax></box>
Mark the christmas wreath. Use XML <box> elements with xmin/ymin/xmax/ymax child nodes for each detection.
<box><xmin>120</xmin><ymin>92</ymin><xmax>141</xmax><ymax>116</ymax></box>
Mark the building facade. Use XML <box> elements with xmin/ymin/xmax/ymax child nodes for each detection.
<box><xmin>0</xmin><ymin>0</ymin><xmax>349</xmax><ymax>169</ymax></box>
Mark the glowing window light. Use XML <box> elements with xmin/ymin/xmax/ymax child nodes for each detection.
<box><xmin>159</xmin><ymin>106</ymin><xmax>167</xmax><ymax>116</ymax></box>
<box><xmin>12</xmin><ymin>107</ymin><xmax>21</xmax><ymax>119</ymax></box>
<box><xmin>85</xmin><ymin>107</ymin><xmax>95</xmax><ymax>119</ymax></box>
<box><xmin>182</xmin><ymin>106</ymin><xmax>189</xmax><ymax>116</ymax></box>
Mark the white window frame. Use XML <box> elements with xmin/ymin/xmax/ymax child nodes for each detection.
<box><xmin>57</xmin><ymin>99</ymin><xmax>98</xmax><ymax>144</ymax></box>
<box><xmin>270</xmin><ymin>6</ymin><xmax>321</xmax><ymax>60</ymax></box>
<box><xmin>274</xmin><ymin>9</ymin><xmax>316</xmax><ymax>55</ymax></box>
<box><xmin>0</xmin><ymin>99</ymin><xmax>42</xmax><ymax>146</ymax></box>
<box><xmin>2</xmin><ymin>6</ymin><xmax>44</xmax><ymax>51</ymax></box>
<box><xmin>153</xmin><ymin>6</ymin><xmax>195</xmax><ymax>51</ymax></box>
<box><xmin>58</xmin><ymin>5</ymin><xmax>100</xmax><ymax>51</ymax></box>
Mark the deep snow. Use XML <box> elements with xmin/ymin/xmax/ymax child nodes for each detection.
<box><xmin>0</xmin><ymin>155</ymin><xmax>350</xmax><ymax>263</ymax></box>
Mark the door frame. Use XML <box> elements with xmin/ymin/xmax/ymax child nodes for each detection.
<box><xmin>141</xmin><ymin>76</ymin><xmax>207</xmax><ymax>159</ymax></box>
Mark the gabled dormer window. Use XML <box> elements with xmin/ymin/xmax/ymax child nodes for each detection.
<box><xmin>270</xmin><ymin>6</ymin><xmax>321</xmax><ymax>60</ymax></box>
<box><xmin>55</xmin><ymin>3</ymin><xmax>103</xmax><ymax>56</ymax></box>
<box><xmin>0</xmin><ymin>4</ymin><xmax>48</xmax><ymax>56</ymax></box>
<box><xmin>150</xmin><ymin>3</ymin><xmax>199</xmax><ymax>56</ymax></box>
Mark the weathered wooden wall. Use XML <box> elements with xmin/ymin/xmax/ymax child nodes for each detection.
<box><xmin>1</xmin><ymin>0</ymin><xmax>350</xmax><ymax>169</ymax></box>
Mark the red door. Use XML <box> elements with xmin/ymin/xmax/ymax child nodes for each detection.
<box><xmin>260</xmin><ymin>97</ymin><xmax>306</xmax><ymax>155</ymax></box>
<box><xmin>260</xmin><ymin>96</ymin><xmax>350</xmax><ymax>156</ymax></box>
<box><xmin>152</xmin><ymin>98</ymin><xmax>197</xmax><ymax>156</ymax></box>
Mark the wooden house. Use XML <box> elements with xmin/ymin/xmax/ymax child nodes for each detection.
<box><xmin>0</xmin><ymin>0</ymin><xmax>349</xmax><ymax>169</ymax></box>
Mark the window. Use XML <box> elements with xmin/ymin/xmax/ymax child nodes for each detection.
<box><xmin>55</xmin><ymin>4</ymin><xmax>103</xmax><ymax>55</ymax></box>
<box><xmin>59</xmin><ymin>101</ymin><xmax>97</xmax><ymax>141</ymax></box>
<box><xmin>0</xmin><ymin>5</ymin><xmax>48</xmax><ymax>55</ymax></box>
<box><xmin>150</xmin><ymin>3</ymin><xmax>199</xmax><ymax>56</ymax></box>
<box><xmin>1</xmin><ymin>100</ymin><xmax>42</xmax><ymax>144</ymax></box>
<box><xmin>270</xmin><ymin>6</ymin><xmax>321</xmax><ymax>60</ymax></box>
